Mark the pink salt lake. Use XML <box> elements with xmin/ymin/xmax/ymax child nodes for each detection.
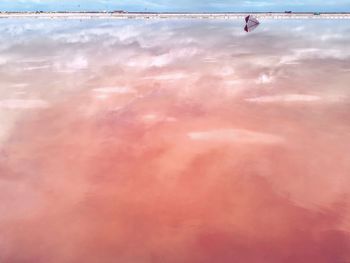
<box><xmin>0</xmin><ymin>19</ymin><xmax>350</xmax><ymax>262</ymax></box>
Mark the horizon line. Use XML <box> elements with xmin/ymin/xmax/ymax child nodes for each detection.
<box><xmin>1</xmin><ymin>11</ymin><xmax>350</xmax><ymax>14</ymax></box>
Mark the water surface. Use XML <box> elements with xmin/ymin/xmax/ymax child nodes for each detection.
<box><xmin>0</xmin><ymin>19</ymin><xmax>350</xmax><ymax>262</ymax></box>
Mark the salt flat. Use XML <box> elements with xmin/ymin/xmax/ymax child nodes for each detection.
<box><xmin>1</xmin><ymin>12</ymin><xmax>350</xmax><ymax>19</ymax></box>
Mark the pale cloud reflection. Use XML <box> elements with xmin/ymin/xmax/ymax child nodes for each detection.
<box><xmin>255</xmin><ymin>73</ymin><xmax>273</xmax><ymax>84</ymax></box>
<box><xmin>246</xmin><ymin>94</ymin><xmax>321</xmax><ymax>103</ymax></box>
<box><xmin>188</xmin><ymin>129</ymin><xmax>284</xmax><ymax>144</ymax></box>
<box><xmin>93</xmin><ymin>86</ymin><xmax>136</xmax><ymax>94</ymax></box>
<box><xmin>0</xmin><ymin>99</ymin><xmax>50</xmax><ymax>109</ymax></box>
<box><xmin>0</xmin><ymin>19</ymin><xmax>350</xmax><ymax>262</ymax></box>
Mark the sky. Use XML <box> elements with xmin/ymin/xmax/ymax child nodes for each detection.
<box><xmin>0</xmin><ymin>0</ymin><xmax>349</xmax><ymax>12</ymax></box>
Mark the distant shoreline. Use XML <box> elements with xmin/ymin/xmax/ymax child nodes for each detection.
<box><xmin>1</xmin><ymin>12</ymin><xmax>350</xmax><ymax>19</ymax></box>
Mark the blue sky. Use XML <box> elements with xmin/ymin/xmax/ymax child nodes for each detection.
<box><xmin>0</xmin><ymin>0</ymin><xmax>349</xmax><ymax>12</ymax></box>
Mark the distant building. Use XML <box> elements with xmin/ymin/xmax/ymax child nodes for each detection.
<box><xmin>113</xmin><ymin>10</ymin><xmax>127</xmax><ymax>13</ymax></box>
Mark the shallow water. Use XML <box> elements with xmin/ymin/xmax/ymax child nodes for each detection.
<box><xmin>0</xmin><ymin>19</ymin><xmax>350</xmax><ymax>262</ymax></box>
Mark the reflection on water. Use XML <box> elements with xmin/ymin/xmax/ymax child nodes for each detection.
<box><xmin>0</xmin><ymin>19</ymin><xmax>350</xmax><ymax>262</ymax></box>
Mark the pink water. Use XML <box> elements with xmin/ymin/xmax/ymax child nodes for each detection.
<box><xmin>0</xmin><ymin>19</ymin><xmax>350</xmax><ymax>262</ymax></box>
